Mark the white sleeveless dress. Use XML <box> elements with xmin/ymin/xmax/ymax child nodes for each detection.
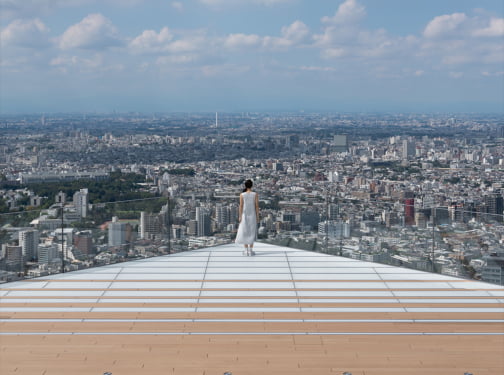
<box><xmin>235</xmin><ymin>191</ymin><xmax>257</xmax><ymax>245</ymax></box>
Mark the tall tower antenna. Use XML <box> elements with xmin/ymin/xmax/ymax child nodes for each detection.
<box><xmin>215</xmin><ymin>112</ymin><xmax>218</xmax><ymax>128</ymax></box>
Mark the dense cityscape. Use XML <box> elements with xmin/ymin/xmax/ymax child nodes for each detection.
<box><xmin>0</xmin><ymin>112</ymin><xmax>503</xmax><ymax>285</ymax></box>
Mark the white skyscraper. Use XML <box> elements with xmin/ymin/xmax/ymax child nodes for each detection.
<box><xmin>73</xmin><ymin>188</ymin><xmax>89</xmax><ymax>218</ymax></box>
<box><xmin>318</xmin><ymin>221</ymin><xmax>350</xmax><ymax>239</ymax></box>
<box><xmin>19</xmin><ymin>229</ymin><xmax>39</xmax><ymax>262</ymax></box>
<box><xmin>38</xmin><ymin>244</ymin><xmax>59</xmax><ymax>265</ymax></box>
<box><xmin>108</xmin><ymin>216</ymin><xmax>126</xmax><ymax>247</ymax></box>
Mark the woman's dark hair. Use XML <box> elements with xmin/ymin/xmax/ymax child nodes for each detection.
<box><xmin>243</xmin><ymin>179</ymin><xmax>253</xmax><ymax>192</ymax></box>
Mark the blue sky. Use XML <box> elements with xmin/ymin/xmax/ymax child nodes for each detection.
<box><xmin>1</xmin><ymin>0</ymin><xmax>503</xmax><ymax>113</ymax></box>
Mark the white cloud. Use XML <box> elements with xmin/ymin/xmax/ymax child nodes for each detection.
<box><xmin>0</xmin><ymin>18</ymin><xmax>51</xmax><ymax>48</ymax></box>
<box><xmin>314</xmin><ymin>0</ymin><xmax>371</xmax><ymax>50</ymax></box>
<box><xmin>165</xmin><ymin>37</ymin><xmax>205</xmax><ymax>53</ymax></box>
<box><xmin>129</xmin><ymin>27</ymin><xmax>173</xmax><ymax>53</ymax></box>
<box><xmin>224</xmin><ymin>33</ymin><xmax>261</xmax><ymax>48</ymax></box>
<box><xmin>321</xmin><ymin>0</ymin><xmax>365</xmax><ymax>25</ymax></box>
<box><xmin>2</xmin><ymin>0</ymin><xmax>502</xmax><ymax>87</ymax></box>
<box><xmin>449</xmin><ymin>71</ymin><xmax>463</xmax><ymax>78</ymax></box>
<box><xmin>423</xmin><ymin>13</ymin><xmax>467</xmax><ymax>38</ymax></box>
<box><xmin>156</xmin><ymin>54</ymin><xmax>197</xmax><ymax>65</ymax></box>
<box><xmin>473</xmin><ymin>17</ymin><xmax>504</xmax><ymax>37</ymax></box>
<box><xmin>281</xmin><ymin>20</ymin><xmax>310</xmax><ymax>43</ymax></box>
<box><xmin>171</xmin><ymin>1</ymin><xmax>184</xmax><ymax>11</ymax></box>
<box><xmin>420</xmin><ymin>12</ymin><xmax>504</xmax><ymax>67</ymax></box>
<box><xmin>312</xmin><ymin>0</ymin><xmax>503</xmax><ymax>76</ymax></box>
<box><xmin>59</xmin><ymin>13</ymin><xmax>123</xmax><ymax>50</ymax></box>
<box><xmin>315</xmin><ymin>10</ymin><xmax>407</xmax><ymax>62</ymax></box>
<box><xmin>263</xmin><ymin>20</ymin><xmax>309</xmax><ymax>49</ymax></box>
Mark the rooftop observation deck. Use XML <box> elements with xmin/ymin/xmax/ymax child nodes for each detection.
<box><xmin>1</xmin><ymin>242</ymin><xmax>503</xmax><ymax>375</ymax></box>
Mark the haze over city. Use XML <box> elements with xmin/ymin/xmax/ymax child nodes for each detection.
<box><xmin>1</xmin><ymin>0</ymin><xmax>503</xmax><ymax>113</ymax></box>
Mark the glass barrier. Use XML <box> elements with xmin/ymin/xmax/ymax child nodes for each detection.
<box><xmin>259</xmin><ymin>191</ymin><xmax>504</xmax><ymax>286</ymax></box>
<box><xmin>0</xmin><ymin>196</ymin><xmax>234</xmax><ymax>282</ymax></box>
<box><xmin>1</xmin><ymin>192</ymin><xmax>503</xmax><ymax>285</ymax></box>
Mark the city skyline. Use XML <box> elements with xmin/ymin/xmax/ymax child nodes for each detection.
<box><xmin>1</xmin><ymin>111</ymin><xmax>504</xmax><ymax>285</ymax></box>
<box><xmin>1</xmin><ymin>0</ymin><xmax>503</xmax><ymax>113</ymax></box>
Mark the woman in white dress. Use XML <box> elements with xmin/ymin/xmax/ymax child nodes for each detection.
<box><xmin>235</xmin><ymin>179</ymin><xmax>260</xmax><ymax>256</ymax></box>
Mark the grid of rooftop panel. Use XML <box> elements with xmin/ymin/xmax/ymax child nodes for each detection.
<box><xmin>1</xmin><ymin>242</ymin><xmax>503</xmax><ymax>375</ymax></box>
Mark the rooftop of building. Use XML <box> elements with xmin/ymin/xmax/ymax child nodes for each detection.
<box><xmin>1</xmin><ymin>242</ymin><xmax>503</xmax><ymax>375</ymax></box>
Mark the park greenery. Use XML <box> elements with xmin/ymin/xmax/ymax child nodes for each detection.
<box><xmin>0</xmin><ymin>172</ymin><xmax>172</xmax><ymax>228</ymax></box>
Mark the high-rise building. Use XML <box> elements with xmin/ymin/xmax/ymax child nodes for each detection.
<box><xmin>481</xmin><ymin>252</ymin><xmax>504</xmax><ymax>285</ymax></box>
<box><xmin>383</xmin><ymin>211</ymin><xmax>400</xmax><ymax>227</ymax></box>
<box><xmin>4</xmin><ymin>245</ymin><xmax>23</xmax><ymax>269</ymax></box>
<box><xmin>38</xmin><ymin>244</ymin><xmax>59</xmax><ymax>265</ymax></box>
<box><xmin>318</xmin><ymin>220</ymin><xmax>350</xmax><ymax>239</ymax></box>
<box><xmin>158</xmin><ymin>172</ymin><xmax>170</xmax><ymax>194</ymax></box>
<box><xmin>281</xmin><ymin>212</ymin><xmax>297</xmax><ymax>224</ymax></box>
<box><xmin>415</xmin><ymin>212</ymin><xmax>427</xmax><ymax>228</ymax></box>
<box><xmin>109</xmin><ymin>217</ymin><xmax>126</xmax><ymax>246</ymax></box>
<box><xmin>215</xmin><ymin>204</ymin><xmax>230</xmax><ymax>228</ymax></box>
<box><xmin>448</xmin><ymin>203</ymin><xmax>465</xmax><ymax>223</ymax></box>
<box><xmin>73</xmin><ymin>188</ymin><xmax>89</xmax><ymax>218</ymax></box>
<box><xmin>333</xmin><ymin>135</ymin><xmax>348</xmax><ymax>152</ymax></box>
<box><xmin>140</xmin><ymin>211</ymin><xmax>160</xmax><ymax>240</ymax></box>
<box><xmin>402</xmin><ymin>140</ymin><xmax>416</xmax><ymax>159</ymax></box>
<box><xmin>229</xmin><ymin>205</ymin><xmax>239</xmax><ymax>223</ymax></box>
<box><xmin>328</xmin><ymin>203</ymin><xmax>339</xmax><ymax>221</ymax></box>
<box><xmin>19</xmin><ymin>229</ymin><xmax>39</xmax><ymax>262</ymax></box>
<box><xmin>74</xmin><ymin>231</ymin><xmax>94</xmax><ymax>255</ymax></box>
<box><xmin>433</xmin><ymin>206</ymin><xmax>450</xmax><ymax>225</ymax></box>
<box><xmin>140</xmin><ymin>205</ymin><xmax>170</xmax><ymax>240</ymax></box>
<box><xmin>55</xmin><ymin>191</ymin><xmax>66</xmax><ymax>204</ymax></box>
<box><xmin>327</xmin><ymin>171</ymin><xmax>341</xmax><ymax>183</ymax></box>
<box><xmin>187</xmin><ymin>220</ymin><xmax>198</xmax><ymax>236</ymax></box>
<box><xmin>272</xmin><ymin>162</ymin><xmax>284</xmax><ymax>171</ymax></box>
<box><xmin>404</xmin><ymin>198</ymin><xmax>415</xmax><ymax>226</ymax></box>
<box><xmin>196</xmin><ymin>207</ymin><xmax>211</xmax><ymax>237</ymax></box>
<box><xmin>300</xmin><ymin>210</ymin><xmax>319</xmax><ymax>229</ymax></box>
<box><xmin>483</xmin><ymin>194</ymin><xmax>503</xmax><ymax>223</ymax></box>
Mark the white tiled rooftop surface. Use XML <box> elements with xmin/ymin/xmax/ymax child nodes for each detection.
<box><xmin>1</xmin><ymin>242</ymin><xmax>503</xmax><ymax>375</ymax></box>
